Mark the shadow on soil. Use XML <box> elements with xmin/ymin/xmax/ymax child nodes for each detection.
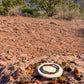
<box><xmin>76</xmin><ymin>28</ymin><xmax>84</xmax><ymax>37</ymax></box>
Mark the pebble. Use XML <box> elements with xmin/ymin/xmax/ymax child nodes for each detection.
<box><xmin>50</xmin><ymin>80</ymin><xmax>55</xmax><ymax>84</ymax></box>
<box><xmin>20</xmin><ymin>77</ymin><xmax>28</xmax><ymax>84</ymax></box>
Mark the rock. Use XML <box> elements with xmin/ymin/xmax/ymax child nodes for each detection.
<box><xmin>12</xmin><ymin>68</ymin><xmax>23</xmax><ymax>79</ymax></box>
<box><xmin>50</xmin><ymin>22</ymin><xmax>57</xmax><ymax>25</ymax></box>
<box><xmin>20</xmin><ymin>77</ymin><xmax>28</xmax><ymax>84</ymax></box>
<box><xmin>77</xmin><ymin>54</ymin><xmax>84</xmax><ymax>60</ymax></box>
<box><xmin>7</xmin><ymin>64</ymin><xmax>14</xmax><ymax>71</ymax></box>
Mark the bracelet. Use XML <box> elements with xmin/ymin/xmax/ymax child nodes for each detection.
<box><xmin>41</xmin><ymin>64</ymin><xmax>59</xmax><ymax>74</ymax></box>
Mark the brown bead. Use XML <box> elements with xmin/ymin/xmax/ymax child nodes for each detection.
<box><xmin>32</xmin><ymin>65</ymin><xmax>35</xmax><ymax>69</ymax></box>
<box><xmin>26</xmin><ymin>71</ymin><xmax>30</xmax><ymax>74</ymax></box>
<box><xmin>41</xmin><ymin>59</ymin><xmax>46</xmax><ymax>63</ymax></box>
<box><xmin>35</xmin><ymin>63</ymin><xmax>39</xmax><ymax>68</ymax></box>
<box><xmin>64</xmin><ymin>66</ymin><xmax>72</xmax><ymax>72</ymax></box>
<box><xmin>35</xmin><ymin>79</ymin><xmax>40</xmax><ymax>84</ymax></box>
<box><xmin>75</xmin><ymin>74</ymin><xmax>81</xmax><ymax>81</ymax></box>
<box><xmin>28</xmin><ymin>66</ymin><xmax>31</xmax><ymax>70</ymax></box>
<box><xmin>30</xmin><ymin>70</ymin><xmax>33</xmax><ymax>74</ymax></box>
<box><xmin>59</xmin><ymin>76</ymin><xmax>66</xmax><ymax>83</ymax></box>
<box><xmin>62</xmin><ymin>61</ymin><xmax>66</xmax><ymax>66</ymax></box>
<box><xmin>76</xmin><ymin>74</ymin><xmax>80</xmax><ymax>78</ymax></box>
<box><xmin>74</xmin><ymin>68</ymin><xmax>79</xmax><ymax>74</ymax></box>
<box><xmin>50</xmin><ymin>80</ymin><xmax>55</xmax><ymax>84</ymax></box>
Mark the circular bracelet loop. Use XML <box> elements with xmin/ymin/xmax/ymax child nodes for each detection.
<box><xmin>41</xmin><ymin>64</ymin><xmax>59</xmax><ymax>74</ymax></box>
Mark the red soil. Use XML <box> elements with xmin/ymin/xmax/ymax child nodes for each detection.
<box><xmin>0</xmin><ymin>16</ymin><xmax>84</xmax><ymax>84</ymax></box>
<box><xmin>0</xmin><ymin>16</ymin><xmax>84</xmax><ymax>58</ymax></box>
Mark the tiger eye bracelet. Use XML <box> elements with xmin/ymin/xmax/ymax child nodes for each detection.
<box><xmin>41</xmin><ymin>64</ymin><xmax>59</xmax><ymax>74</ymax></box>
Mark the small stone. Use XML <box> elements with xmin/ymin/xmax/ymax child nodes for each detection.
<box><xmin>7</xmin><ymin>64</ymin><xmax>14</xmax><ymax>71</ymax></box>
<box><xmin>20</xmin><ymin>77</ymin><xmax>28</xmax><ymax>84</ymax></box>
<box><xmin>50</xmin><ymin>22</ymin><xmax>57</xmax><ymax>25</ymax></box>
<box><xmin>12</xmin><ymin>68</ymin><xmax>23</xmax><ymax>79</ymax></box>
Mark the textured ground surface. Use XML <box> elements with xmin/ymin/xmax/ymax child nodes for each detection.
<box><xmin>0</xmin><ymin>16</ymin><xmax>84</xmax><ymax>84</ymax></box>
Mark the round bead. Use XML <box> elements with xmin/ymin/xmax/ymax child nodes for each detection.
<box><xmin>28</xmin><ymin>66</ymin><xmax>31</xmax><ymax>70</ymax></box>
<box><xmin>76</xmin><ymin>74</ymin><xmax>80</xmax><ymax>78</ymax></box>
<box><xmin>26</xmin><ymin>71</ymin><xmax>30</xmax><ymax>74</ymax></box>
<box><xmin>41</xmin><ymin>59</ymin><xmax>46</xmax><ymax>63</ymax></box>
<box><xmin>59</xmin><ymin>76</ymin><xmax>66</xmax><ymax>83</ymax></box>
<box><xmin>30</xmin><ymin>70</ymin><xmax>33</xmax><ymax>74</ymax></box>
<box><xmin>62</xmin><ymin>61</ymin><xmax>66</xmax><ymax>66</ymax></box>
<box><xmin>64</xmin><ymin>66</ymin><xmax>72</xmax><ymax>72</ymax></box>
<box><xmin>74</xmin><ymin>68</ymin><xmax>79</xmax><ymax>74</ymax></box>
<box><xmin>35</xmin><ymin>63</ymin><xmax>39</xmax><ymax>68</ymax></box>
<box><xmin>50</xmin><ymin>80</ymin><xmax>55</xmax><ymax>84</ymax></box>
<box><xmin>35</xmin><ymin>79</ymin><xmax>40</xmax><ymax>83</ymax></box>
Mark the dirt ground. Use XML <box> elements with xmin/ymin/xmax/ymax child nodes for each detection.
<box><xmin>0</xmin><ymin>16</ymin><xmax>84</xmax><ymax>84</ymax></box>
<box><xmin>0</xmin><ymin>16</ymin><xmax>84</xmax><ymax>57</ymax></box>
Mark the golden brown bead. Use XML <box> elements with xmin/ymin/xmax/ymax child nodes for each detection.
<box><xmin>59</xmin><ymin>76</ymin><xmax>66</xmax><ymax>83</ymax></box>
<box><xmin>62</xmin><ymin>61</ymin><xmax>66</xmax><ymax>66</ymax></box>
<box><xmin>41</xmin><ymin>59</ymin><xmax>46</xmax><ymax>63</ymax></box>
<box><xmin>35</xmin><ymin>79</ymin><xmax>40</xmax><ymax>84</ymax></box>
<box><xmin>26</xmin><ymin>71</ymin><xmax>30</xmax><ymax>74</ymax></box>
<box><xmin>28</xmin><ymin>66</ymin><xmax>31</xmax><ymax>70</ymax></box>
<box><xmin>50</xmin><ymin>80</ymin><xmax>55</xmax><ymax>84</ymax></box>
<box><xmin>74</xmin><ymin>68</ymin><xmax>79</xmax><ymax>74</ymax></box>
<box><xmin>30</xmin><ymin>70</ymin><xmax>34</xmax><ymax>74</ymax></box>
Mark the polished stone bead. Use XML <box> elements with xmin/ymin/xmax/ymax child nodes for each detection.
<box><xmin>62</xmin><ymin>61</ymin><xmax>66</xmax><ymax>66</ymax></box>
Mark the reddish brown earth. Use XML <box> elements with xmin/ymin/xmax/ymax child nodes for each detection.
<box><xmin>0</xmin><ymin>16</ymin><xmax>84</xmax><ymax>56</ymax></box>
<box><xmin>0</xmin><ymin>16</ymin><xmax>84</xmax><ymax>84</ymax></box>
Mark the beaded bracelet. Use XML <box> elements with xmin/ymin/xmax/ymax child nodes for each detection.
<box><xmin>41</xmin><ymin>64</ymin><xmax>59</xmax><ymax>74</ymax></box>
